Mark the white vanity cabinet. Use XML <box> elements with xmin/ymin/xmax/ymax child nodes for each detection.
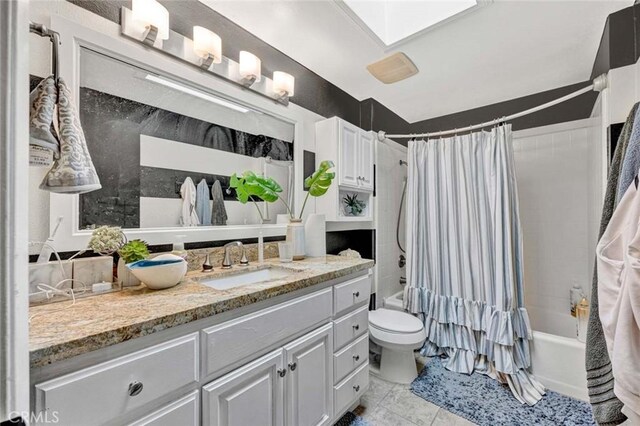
<box><xmin>32</xmin><ymin>269</ymin><xmax>371</xmax><ymax>426</ymax></box>
<box><xmin>315</xmin><ymin>117</ymin><xmax>375</xmax><ymax>222</ymax></box>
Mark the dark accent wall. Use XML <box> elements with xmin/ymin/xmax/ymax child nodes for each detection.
<box><xmin>326</xmin><ymin>230</ymin><xmax>375</xmax><ymax>260</ymax></box>
<box><xmin>591</xmin><ymin>3</ymin><xmax>640</xmax><ymax>79</ymax></box>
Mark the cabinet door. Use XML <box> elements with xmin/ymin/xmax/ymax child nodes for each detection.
<box><xmin>358</xmin><ymin>130</ymin><xmax>374</xmax><ymax>191</ymax></box>
<box><xmin>339</xmin><ymin>121</ymin><xmax>360</xmax><ymax>188</ymax></box>
<box><xmin>284</xmin><ymin>324</ymin><xmax>334</xmax><ymax>426</ymax></box>
<box><xmin>203</xmin><ymin>349</ymin><xmax>285</xmax><ymax>426</ymax></box>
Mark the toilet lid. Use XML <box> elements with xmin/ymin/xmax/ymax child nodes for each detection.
<box><xmin>369</xmin><ymin>308</ymin><xmax>423</xmax><ymax>334</ymax></box>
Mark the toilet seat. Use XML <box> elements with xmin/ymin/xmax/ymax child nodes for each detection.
<box><xmin>369</xmin><ymin>308</ymin><xmax>426</xmax><ymax>349</ymax></box>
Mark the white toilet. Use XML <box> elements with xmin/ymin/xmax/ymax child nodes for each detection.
<box><xmin>369</xmin><ymin>300</ymin><xmax>426</xmax><ymax>384</ymax></box>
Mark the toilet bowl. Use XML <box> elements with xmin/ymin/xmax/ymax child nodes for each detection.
<box><xmin>369</xmin><ymin>308</ymin><xmax>426</xmax><ymax>384</ymax></box>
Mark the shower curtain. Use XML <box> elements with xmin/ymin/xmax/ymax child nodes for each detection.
<box><xmin>403</xmin><ymin>124</ymin><xmax>545</xmax><ymax>405</ymax></box>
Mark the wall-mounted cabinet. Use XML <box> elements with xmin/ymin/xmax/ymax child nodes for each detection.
<box><xmin>315</xmin><ymin>117</ymin><xmax>374</xmax><ymax>222</ymax></box>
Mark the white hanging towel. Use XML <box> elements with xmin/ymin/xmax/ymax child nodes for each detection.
<box><xmin>597</xmin><ymin>180</ymin><xmax>640</xmax><ymax>420</ymax></box>
<box><xmin>180</xmin><ymin>177</ymin><xmax>200</xmax><ymax>227</ymax></box>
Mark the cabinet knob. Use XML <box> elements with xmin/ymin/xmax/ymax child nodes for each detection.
<box><xmin>128</xmin><ymin>381</ymin><xmax>143</xmax><ymax>396</ymax></box>
<box><xmin>353</xmin><ymin>291</ymin><xmax>360</xmax><ymax>297</ymax></box>
<box><xmin>352</xmin><ymin>324</ymin><xmax>360</xmax><ymax>331</ymax></box>
<box><xmin>288</xmin><ymin>362</ymin><xmax>297</xmax><ymax>371</ymax></box>
<box><xmin>277</xmin><ymin>369</ymin><xmax>287</xmax><ymax>378</ymax></box>
<box><xmin>353</xmin><ymin>354</ymin><xmax>360</xmax><ymax>361</ymax></box>
<box><xmin>353</xmin><ymin>385</ymin><xmax>361</xmax><ymax>392</ymax></box>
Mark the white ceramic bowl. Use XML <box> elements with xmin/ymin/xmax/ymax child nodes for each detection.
<box><xmin>128</xmin><ymin>254</ymin><xmax>188</xmax><ymax>290</ymax></box>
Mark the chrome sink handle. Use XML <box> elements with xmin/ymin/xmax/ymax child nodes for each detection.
<box><xmin>222</xmin><ymin>241</ymin><xmax>249</xmax><ymax>269</ymax></box>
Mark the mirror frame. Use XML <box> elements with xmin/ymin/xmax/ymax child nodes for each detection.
<box><xmin>49</xmin><ymin>16</ymin><xmax>306</xmax><ymax>251</ymax></box>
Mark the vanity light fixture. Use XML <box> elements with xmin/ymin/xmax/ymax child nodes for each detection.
<box><xmin>273</xmin><ymin>71</ymin><xmax>295</xmax><ymax>105</ymax></box>
<box><xmin>239</xmin><ymin>51</ymin><xmax>262</xmax><ymax>87</ymax></box>
<box><xmin>130</xmin><ymin>0</ymin><xmax>169</xmax><ymax>46</ymax></box>
<box><xmin>193</xmin><ymin>26</ymin><xmax>222</xmax><ymax>69</ymax></box>
<box><xmin>145</xmin><ymin>74</ymin><xmax>250</xmax><ymax>113</ymax></box>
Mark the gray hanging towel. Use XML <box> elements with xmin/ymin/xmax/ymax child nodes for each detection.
<box><xmin>39</xmin><ymin>78</ymin><xmax>101</xmax><ymax>194</ymax></box>
<box><xmin>29</xmin><ymin>76</ymin><xmax>59</xmax><ymax>165</ymax></box>
<box><xmin>196</xmin><ymin>179</ymin><xmax>212</xmax><ymax>226</ymax></box>
<box><xmin>586</xmin><ymin>103</ymin><xmax>638</xmax><ymax>426</ymax></box>
<box><xmin>211</xmin><ymin>180</ymin><xmax>228</xmax><ymax>226</ymax></box>
<box><xmin>617</xmin><ymin>105</ymin><xmax>640</xmax><ymax>204</ymax></box>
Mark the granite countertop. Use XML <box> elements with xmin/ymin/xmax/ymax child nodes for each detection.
<box><xmin>29</xmin><ymin>255</ymin><xmax>374</xmax><ymax>369</ymax></box>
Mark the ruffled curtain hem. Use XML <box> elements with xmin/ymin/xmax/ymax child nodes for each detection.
<box><xmin>406</xmin><ymin>286</ymin><xmax>545</xmax><ymax>405</ymax></box>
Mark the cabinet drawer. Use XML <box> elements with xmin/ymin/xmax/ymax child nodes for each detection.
<box><xmin>334</xmin><ymin>273</ymin><xmax>370</xmax><ymax>316</ymax></box>
<box><xmin>334</xmin><ymin>362</ymin><xmax>369</xmax><ymax>418</ymax></box>
<box><xmin>129</xmin><ymin>390</ymin><xmax>199</xmax><ymax>426</ymax></box>
<box><xmin>333</xmin><ymin>305</ymin><xmax>368</xmax><ymax>350</ymax></box>
<box><xmin>34</xmin><ymin>333</ymin><xmax>199</xmax><ymax>426</ymax></box>
<box><xmin>202</xmin><ymin>288</ymin><xmax>332</xmax><ymax>377</ymax></box>
<box><xmin>333</xmin><ymin>333</ymin><xmax>368</xmax><ymax>384</ymax></box>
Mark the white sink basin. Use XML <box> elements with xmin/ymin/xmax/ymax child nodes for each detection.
<box><xmin>199</xmin><ymin>267</ymin><xmax>296</xmax><ymax>290</ymax></box>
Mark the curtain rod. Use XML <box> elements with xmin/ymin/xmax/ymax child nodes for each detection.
<box><xmin>29</xmin><ymin>21</ymin><xmax>60</xmax><ymax>82</ymax></box>
<box><xmin>376</xmin><ymin>74</ymin><xmax>608</xmax><ymax>141</ymax></box>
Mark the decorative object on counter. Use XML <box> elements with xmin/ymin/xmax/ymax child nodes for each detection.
<box><xmin>117</xmin><ymin>239</ymin><xmax>150</xmax><ymax>287</ymax></box>
<box><xmin>342</xmin><ymin>193</ymin><xmax>367</xmax><ymax>216</ymax></box>
<box><xmin>196</xmin><ymin>178</ymin><xmax>212</xmax><ymax>226</ymax></box>
<box><xmin>87</xmin><ymin>226</ymin><xmax>126</xmax><ymax>255</ymax></box>
<box><xmin>286</xmin><ymin>219</ymin><xmax>306</xmax><ymax>260</ymax></box>
<box><xmin>304</xmin><ymin>214</ymin><xmax>326</xmax><ymax>257</ymax></box>
<box><xmin>278</xmin><ymin>242</ymin><xmax>293</xmax><ymax>263</ymax></box>
<box><xmin>38</xmin><ymin>78</ymin><xmax>102</xmax><ymax>194</ymax></box>
<box><xmin>570</xmin><ymin>285</ymin><xmax>584</xmax><ymax>317</ymax></box>
<box><xmin>211</xmin><ymin>180</ymin><xmax>228</xmax><ymax>226</ymax></box>
<box><xmin>180</xmin><ymin>176</ymin><xmax>200</xmax><ymax>226</ymax></box>
<box><xmin>338</xmin><ymin>249</ymin><xmax>361</xmax><ymax>259</ymax></box>
<box><xmin>128</xmin><ymin>254</ymin><xmax>187</xmax><ymax>290</ymax></box>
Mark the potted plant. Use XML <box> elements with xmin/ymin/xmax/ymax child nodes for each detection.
<box><xmin>342</xmin><ymin>193</ymin><xmax>367</xmax><ymax>216</ymax></box>
<box><xmin>230</xmin><ymin>160</ymin><xmax>335</xmax><ymax>260</ymax></box>
<box><xmin>117</xmin><ymin>239</ymin><xmax>150</xmax><ymax>287</ymax></box>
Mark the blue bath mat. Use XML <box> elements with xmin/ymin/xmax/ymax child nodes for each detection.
<box><xmin>411</xmin><ymin>357</ymin><xmax>595</xmax><ymax>425</ymax></box>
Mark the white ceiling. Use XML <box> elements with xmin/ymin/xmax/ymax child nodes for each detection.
<box><xmin>200</xmin><ymin>0</ymin><xmax>632</xmax><ymax>123</ymax></box>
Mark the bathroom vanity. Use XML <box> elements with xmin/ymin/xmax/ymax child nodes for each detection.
<box><xmin>29</xmin><ymin>256</ymin><xmax>373</xmax><ymax>426</ymax></box>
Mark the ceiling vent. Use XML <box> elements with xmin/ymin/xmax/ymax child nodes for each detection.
<box><xmin>366</xmin><ymin>52</ymin><xmax>418</xmax><ymax>84</ymax></box>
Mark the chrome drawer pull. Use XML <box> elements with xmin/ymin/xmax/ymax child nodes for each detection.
<box><xmin>288</xmin><ymin>362</ymin><xmax>297</xmax><ymax>371</ymax></box>
<box><xmin>353</xmin><ymin>291</ymin><xmax>360</xmax><ymax>297</ymax></box>
<box><xmin>352</xmin><ymin>324</ymin><xmax>360</xmax><ymax>331</ymax></box>
<box><xmin>278</xmin><ymin>369</ymin><xmax>287</xmax><ymax>377</ymax></box>
<box><xmin>353</xmin><ymin>385</ymin><xmax>360</xmax><ymax>392</ymax></box>
<box><xmin>128</xmin><ymin>381</ymin><xmax>143</xmax><ymax>397</ymax></box>
<box><xmin>353</xmin><ymin>354</ymin><xmax>360</xmax><ymax>361</ymax></box>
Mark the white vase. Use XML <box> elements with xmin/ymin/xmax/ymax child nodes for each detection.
<box><xmin>286</xmin><ymin>219</ymin><xmax>305</xmax><ymax>260</ymax></box>
<box><xmin>117</xmin><ymin>258</ymin><xmax>141</xmax><ymax>287</ymax></box>
<box><xmin>304</xmin><ymin>214</ymin><xmax>326</xmax><ymax>257</ymax></box>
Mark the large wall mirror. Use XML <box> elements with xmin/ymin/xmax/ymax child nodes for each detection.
<box><xmin>48</xmin><ymin>16</ymin><xmax>304</xmax><ymax>251</ymax></box>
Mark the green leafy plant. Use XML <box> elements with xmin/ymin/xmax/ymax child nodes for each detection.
<box><xmin>230</xmin><ymin>160</ymin><xmax>335</xmax><ymax>221</ymax></box>
<box><xmin>342</xmin><ymin>193</ymin><xmax>366</xmax><ymax>216</ymax></box>
<box><xmin>300</xmin><ymin>160</ymin><xmax>335</xmax><ymax>219</ymax></box>
<box><xmin>118</xmin><ymin>239</ymin><xmax>150</xmax><ymax>264</ymax></box>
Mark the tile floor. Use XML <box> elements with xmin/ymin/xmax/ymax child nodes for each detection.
<box><xmin>354</xmin><ymin>373</ymin><xmax>476</xmax><ymax>426</ymax></box>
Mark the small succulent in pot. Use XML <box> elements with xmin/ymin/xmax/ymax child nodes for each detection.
<box><xmin>88</xmin><ymin>226</ymin><xmax>126</xmax><ymax>255</ymax></box>
<box><xmin>342</xmin><ymin>193</ymin><xmax>367</xmax><ymax>216</ymax></box>
<box><xmin>118</xmin><ymin>239</ymin><xmax>150</xmax><ymax>264</ymax></box>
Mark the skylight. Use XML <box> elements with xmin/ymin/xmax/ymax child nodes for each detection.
<box><xmin>342</xmin><ymin>0</ymin><xmax>478</xmax><ymax>46</ymax></box>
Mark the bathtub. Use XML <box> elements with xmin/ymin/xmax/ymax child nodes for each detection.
<box><xmin>384</xmin><ymin>291</ymin><xmax>588</xmax><ymax>401</ymax></box>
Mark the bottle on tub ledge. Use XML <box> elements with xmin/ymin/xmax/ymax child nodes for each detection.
<box><xmin>576</xmin><ymin>297</ymin><xmax>589</xmax><ymax>343</ymax></box>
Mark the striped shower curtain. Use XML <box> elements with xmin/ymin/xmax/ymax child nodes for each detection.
<box><xmin>403</xmin><ymin>124</ymin><xmax>545</xmax><ymax>405</ymax></box>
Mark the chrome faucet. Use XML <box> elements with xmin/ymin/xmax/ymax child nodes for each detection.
<box><xmin>222</xmin><ymin>241</ymin><xmax>249</xmax><ymax>269</ymax></box>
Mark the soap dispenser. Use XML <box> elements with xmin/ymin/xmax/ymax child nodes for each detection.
<box><xmin>172</xmin><ymin>235</ymin><xmax>188</xmax><ymax>260</ymax></box>
<box><xmin>576</xmin><ymin>297</ymin><xmax>589</xmax><ymax>342</ymax></box>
